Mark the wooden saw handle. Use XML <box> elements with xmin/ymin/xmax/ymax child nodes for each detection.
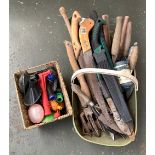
<box><xmin>124</xmin><ymin>21</ymin><xmax>132</xmax><ymax>57</ymax></box>
<box><xmin>102</xmin><ymin>14</ymin><xmax>111</xmax><ymax>49</ymax></box>
<box><xmin>64</xmin><ymin>40</ymin><xmax>91</xmax><ymax>99</ymax></box>
<box><xmin>71</xmin><ymin>11</ymin><xmax>82</xmax><ymax>59</ymax></box>
<box><xmin>59</xmin><ymin>7</ymin><xmax>72</xmax><ymax>38</ymax></box>
<box><xmin>79</xmin><ymin>18</ymin><xmax>94</xmax><ymax>52</ymax></box>
<box><xmin>120</xmin><ymin>16</ymin><xmax>129</xmax><ymax>52</ymax></box>
<box><xmin>111</xmin><ymin>16</ymin><xmax>123</xmax><ymax>63</ymax></box>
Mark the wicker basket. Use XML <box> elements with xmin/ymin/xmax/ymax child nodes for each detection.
<box><xmin>14</xmin><ymin>61</ymin><xmax>72</xmax><ymax>129</ymax></box>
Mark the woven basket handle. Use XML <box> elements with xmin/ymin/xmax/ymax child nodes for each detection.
<box><xmin>71</xmin><ymin>68</ymin><xmax>138</xmax><ymax>91</ymax></box>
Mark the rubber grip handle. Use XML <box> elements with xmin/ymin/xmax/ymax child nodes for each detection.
<box><xmin>111</xmin><ymin>16</ymin><xmax>123</xmax><ymax>63</ymax></box>
<box><xmin>64</xmin><ymin>40</ymin><xmax>91</xmax><ymax>99</ymax></box>
<box><xmin>91</xmin><ymin>19</ymin><xmax>104</xmax><ymax>50</ymax></box>
<box><xmin>38</xmin><ymin>70</ymin><xmax>52</xmax><ymax>116</ymax></box>
<box><xmin>59</xmin><ymin>7</ymin><xmax>72</xmax><ymax>39</ymax></box>
<box><xmin>124</xmin><ymin>21</ymin><xmax>132</xmax><ymax>57</ymax></box>
<box><xmin>71</xmin><ymin>11</ymin><xmax>82</xmax><ymax>59</ymax></box>
<box><xmin>102</xmin><ymin>14</ymin><xmax>111</xmax><ymax>49</ymax></box>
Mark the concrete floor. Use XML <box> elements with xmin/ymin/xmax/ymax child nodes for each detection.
<box><xmin>9</xmin><ymin>0</ymin><xmax>146</xmax><ymax>155</ymax></box>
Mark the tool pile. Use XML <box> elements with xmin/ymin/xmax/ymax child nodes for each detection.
<box><xmin>59</xmin><ymin>7</ymin><xmax>139</xmax><ymax>141</ymax></box>
<box><xmin>18</xmin><ymin>66</ymin><xmax>65</xmax><ymax>124</ymax></box>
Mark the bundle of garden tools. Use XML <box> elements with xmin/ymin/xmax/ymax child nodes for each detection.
<box><xmin>59</xmin><ymin>7</ymin><xmax>139</xmax><ymax>141</ymax></box>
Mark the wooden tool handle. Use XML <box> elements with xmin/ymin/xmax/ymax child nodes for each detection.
<box><xmin>102</xmin><ymin>14</ymin><xmax>111</xmax><ymax>49</ymax></box>
<box><xmin>59</xmin><ymin>7</ymin><xmax>72</xmax><ymax>38</ymax></box>
<box><xmin>79</xmin><ymin>18</ymin><xmax>94</xmax><ymax>52</ymax></box>
<box><xmin>120</xmin><ymin>16</ymin><xmax>129</xmax><ymax>52</ymax></box>
<box><xmin>64</xmin><ymin>40</ymin><xmax>91</xmax><ymax>99</ymax></box>
<box><xmin>128</xmin><ymin>42</ymin><xmax>139</xmax><ymax>70</ymax></box>
<box><xmin>124</xmin><ymin>21</ymin><xmax>132</xmax><ymax>57</ymax></box>
<box><xmin>111</xmin><ymin>16</ymin><xmax>123</xmax><ymax>63</ymax></box>
<box><xmin>71</xmin><ymin>11</ymin><xmax>82</xmax><ymax>59</ymax></box>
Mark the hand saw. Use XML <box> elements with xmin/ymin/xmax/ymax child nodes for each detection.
<box><xmin>91</xmin><ymin>17</ymin><xmax>133</xmax><ymax>126</ymax></box>
<box><xmin>90</xmin><ymin>18</ymin><xmax>133</xmax><ymax>135</ymax></box>
<box><xmin>79</xmin><ymin>18</ymin><xmax>123</xmax><ymax>134</ymax></box>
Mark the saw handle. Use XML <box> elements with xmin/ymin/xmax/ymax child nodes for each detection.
<box><xmin>71</xmin><ymin>11</ymin><xmax>82</xmax><ymax>59</ymax></box>
<box><xmin>79</xmin><ymin>18</ymin><xmax>95</xmax><ymax>52</ymax></box>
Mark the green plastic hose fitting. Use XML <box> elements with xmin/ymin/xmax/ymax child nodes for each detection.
<box><xmin>56</xmin><ymin>92</ymin><xmax>63</xmax><ymax>103</ymax></box>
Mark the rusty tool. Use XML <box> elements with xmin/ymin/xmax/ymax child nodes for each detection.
<box><xmin>79</xmin><ymin>18</ymin><xmax>123</xmax><ymax>134</ymax></box>
<box><xmin>102</xmin><ymin>14</ymin><xmax>111</xmax><ymax>49</ymax></box>
<box><xmin>60</xmin><ymin>9</ymin><xmax>96</xmax><ymax>136</ymax></box>
<box><xmin>111</xmin><ymin>16</ymin><xmax>123</xmax><ymax>63</ymax></box>
<box><xmin>64</xmin><ymin>41</ymin><xmax>96</xmax><ymax>136</ymax></box>
<box><xmin>71</xmin><ymin>84</ymin><xmax>100</xmax><ymax>136</ymax></box>
<box><xmin>71</xmin><ymin>84</ymin><xmax>108</xmax><ymax>136</ymax></box>
<box><xmin>91</xmin><ymin>22</ymin><xmax>133</xmax><ymax>124</ymax></box>
<box><xmin>90</xmin><ymin>17</ymin><xmax>134</xmax><ymax>136</ymax></box>
<box><xmin>71</xmin><ymin>84</ymin><xmax>132</xmax><ymax>140</ymax></box>
<box><xmin>59</xmin><ymin>6</ymin><xmax>72</xmax><ymax>38</ymax></box>
<box><xmin>128</xmin><ymin>42</ymin><xmax>139</xmax><ymax>71</ymax></box>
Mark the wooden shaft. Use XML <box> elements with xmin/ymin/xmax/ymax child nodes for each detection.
<box><xmin>111</xmin><ymin>16</ymin><xmax>123</xmax><ymax>63</ymax></box>
<box><xmin>123</xmin><ymin>21</ymin><xmax>132</xmax><ymax>57</ymax></box>
<box><xmin>79</xmin><ymin>18</ymin><xmax>94</xmax><ymax>52</ymax></box>
<box><xmin>71</xmin><ymin>11</ymin><xmax>82</xmax><ymax>59</ymax></box>
<box><xmin>59</xmin><ymin>7</ymin><xmax>72</xmax><ymax>38</ymax></box>
<box><xmin>102</xmin><ymin>14</ymin><xmax>111</xmax><ymax>49</ymax></box>
<box><xmin>120</xmin><ymin>16</ymin><xmax>129</xmax><ymax>52</ymax></box>
<box><xmin>128</xmin><ymin>42</ymin><xmax>139</xmax><ymax>70</ymax></box>
<box><xmin>64</xmin><ymin>40</ymin><xmax>91</xmax><ymax>99</ymax></box>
